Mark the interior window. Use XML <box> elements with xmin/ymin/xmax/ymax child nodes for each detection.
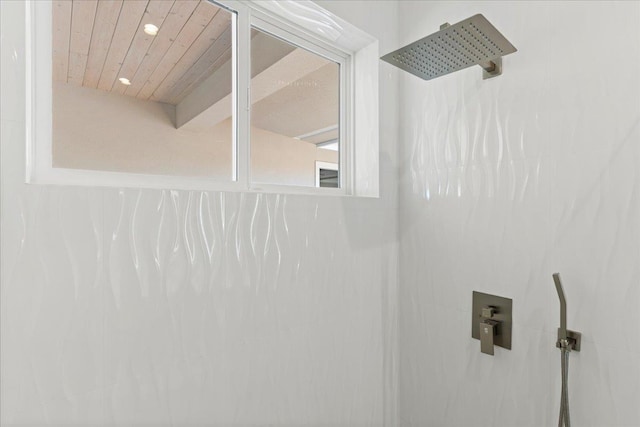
<box><xmin>51</xmin><ymin>0</ymin><xmax>235</xmax><ymax>179</ymax></box>
<box><xmin>32</xmin><ymin>0</ymin><xmax>379</xmax><ymax>195</ymax></box>
<box><xmin>249</xmin><ymin>27</ymin><xmax>340</xmax><ymax>188</ymax></box>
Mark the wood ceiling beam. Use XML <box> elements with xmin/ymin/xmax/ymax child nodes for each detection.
<box><xmin>176</xmin><ymin>33</ymin><xmax>328</xmax><ymax>131</ymax></box>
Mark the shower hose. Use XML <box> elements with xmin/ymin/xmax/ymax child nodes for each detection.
<box><xmin>558</xmin><ymin>340</ymin><xmax>571</xmax><ymax>427</ymax></box>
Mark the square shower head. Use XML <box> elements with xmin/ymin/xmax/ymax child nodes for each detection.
<box><xmin>381</xmin><ymin>14</ymin><xmax>517</xmax><ymax>81</ymax></box>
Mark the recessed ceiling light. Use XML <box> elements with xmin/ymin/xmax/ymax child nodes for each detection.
<box><xmin>118</xmin><ymin>77</ymin><xmax>131</xmax><ymax>86</ymax></box>
<box><xmin>144</xmin><ymin>24</ymin><xmax>159</xmax><ymax>36</ymax></box>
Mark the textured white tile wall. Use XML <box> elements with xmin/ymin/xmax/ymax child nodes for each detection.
<box><xmin>7</xmin><ymin>1</ymin><xmax>638</xmax><ymax>426</ymax></box>
<box><xmin>0</xmin><ymin>1</ymin><xmax>399</xmax><ymax>426</ymax></box>
<box><xmin>397</xmin><ymin>1</ymin><xmax>640</xmax><ymax>426</ymax></box>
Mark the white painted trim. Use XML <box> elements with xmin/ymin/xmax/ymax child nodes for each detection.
<box><xmin>234</xmin><ymin>1</ymin><xmax>250</xmax><ymax>188</ymax></box>
<box><xmin>235</xmin><ymin>0</ymin><xmax>375</xmax><ymax>53</ymax></box>
<box><xmin>353</xmin><ymin>39</ymin><xmax>379</xmax><ymax>197</ymax></box>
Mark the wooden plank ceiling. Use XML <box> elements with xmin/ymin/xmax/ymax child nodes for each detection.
<box><xmin>53</xmin><ymin>0</ymin><xmax>232</xmax><ymax>105</ymax></box>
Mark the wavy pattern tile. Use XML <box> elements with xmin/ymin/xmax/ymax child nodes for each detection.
<box><xmin>0</xmin><ymin>1</ymin><xmax>399</xmax><ymax>426</ymax></box>
<box><xmin>398</xmin><ymin>1</ymin><xmax>640</xmax><ymax>426</ymax></box>
<box><xmin>0</xmin><ymin>178</ymin><xmax>394</xmax><ymax>425</ymax></box>
<box><xmin>11</xmin><ymin>0</ymin><xmax>640</xmax><ymax>426</ymax></box>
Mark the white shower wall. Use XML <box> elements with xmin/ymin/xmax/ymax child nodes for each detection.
<box><xmin>4</xmin><ymin>1</ymin><xmax>640</xmax><ymax>426</ymax></box>
<box><xmin>397</xmin><ymin>1</ymin><xmax>640</xmax><ymax>426</ymax></box>
<box><xmin>0</xmin><ymin>1</ymin><xmax>399</xmax><ymax>426</ymax></box>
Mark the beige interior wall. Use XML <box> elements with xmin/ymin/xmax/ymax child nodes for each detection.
<box><xmin>53</xmin><ymin>82</ymin><xmax>233</xmax><ymax>178</ymax></box>
<box><xmin>53</xmin><ymin>82</ymin><xmax>338</xmax><ymax>186</ymax></box>
<box><xmin>250</xmin><ymin>126</ymin><xmax>338</xmax><ymax>186</ymax></box>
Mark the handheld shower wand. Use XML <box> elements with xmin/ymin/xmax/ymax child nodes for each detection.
<box><xmin>552</xmin><ymin>273</ymin><xmax>582</xmax><ymax>427</ymax></box>
<box><xmin>553</xmin><ymin>273</ymin><xmax>569</xmax><ymax>344</ymax></box>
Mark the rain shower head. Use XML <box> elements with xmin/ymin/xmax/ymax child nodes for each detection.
<box><xmin>381</xmin><ymin>14</ymin><xmax>517</xmax><ymax>81</ymax></box>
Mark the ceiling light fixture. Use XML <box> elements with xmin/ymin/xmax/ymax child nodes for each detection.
<box><xmin>144</xmin><ymin>24</ymin><xmax>159</xmax><ymax>36</ymax></box>
<box><xmin>118</xmin><ymin>77</ymin><xmax>131</xmax><ymax>86</ymax></box>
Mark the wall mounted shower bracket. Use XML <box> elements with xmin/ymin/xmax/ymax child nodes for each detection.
<box><xmin>481</xmin><ymin>57</ymin><xmax>502</xmax><ymax>79</ymax></box>
<box><xmin>553</xmin><ymin>273</ymin><xmax>580</xmax><ymax>427</ymax></box>
<box><xmin>553</xmin><ymin>273</ymin><xmax>582</xmax><ymax>352</ymax></box>
<box><xmin>556</xmin><ymin>329</ymin><xmax>582</xmax><ymax>352</ymax></box>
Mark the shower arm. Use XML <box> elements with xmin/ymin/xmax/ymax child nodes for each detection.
<box><xmin>552</xmin><ymin>273</ymin><xmax>581</xmax><ymax>351</ymax></box>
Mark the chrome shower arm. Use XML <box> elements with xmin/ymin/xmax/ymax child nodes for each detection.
<box><xmin>553</xmin><ymin>273</ymin><xmax>568</xmax><ymax>341</ymax></box>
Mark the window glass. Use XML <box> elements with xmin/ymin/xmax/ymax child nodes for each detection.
<box><xmin>51</xmin><ymin>0</ymin><xmax>235</xmax><ymax>179</ymax></box>
<box><xmin>249</xmin><ymin>27</ymin><xmax>340</xmax><ymax>187</ymax></box>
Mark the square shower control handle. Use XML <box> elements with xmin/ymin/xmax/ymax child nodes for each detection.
<box><xmin>471</xmin><ymin>291</ymin><xmax>512</xmax><ymax>355</ymax></box>
<box><xmin>480</xmin><ymin>319</ymin><xmax>499</xmax><ymax>355</ymax></box>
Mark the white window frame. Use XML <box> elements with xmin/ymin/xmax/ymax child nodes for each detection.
<box><xmin>25</xmin><ymin>0</ymin><xmax>379</xmax><ymax>197</ymax></box>
<box><xmin>246</xmin><ymin>13</ymin><xmax>350</xmax><ymax>196</ymax></box>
